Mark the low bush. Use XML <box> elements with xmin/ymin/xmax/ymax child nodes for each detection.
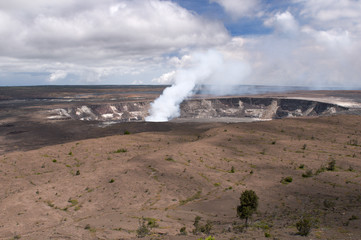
<box><xmin>296</xmin><ymin>217</ymin><xmax>312</xmax><ymax>236</ymax></box>
<box><xmin>281</xmin><ymin>176</ymin><xmax>293</xmax><ymax>184</ymax></box>
<box><xmin>136</xmin><ymin>218</ymin><xmax>150</xmax><ymax>238</ymax></box>
<box><xmin>327</xmin><ymin>159</ymin><xmax>336</xmax><ymax>171</ymax></box>
<box><xmin>179</xmin><ymin>226</ymin><xmax>187</xmax><ymax>235</ymax></box>
<box><xmin>302</xmin><ymin>170</ymin><xmax>313</xmax><ymax>178</ymax></box>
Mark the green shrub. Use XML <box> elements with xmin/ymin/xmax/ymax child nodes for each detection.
<box><xmin>347</xmin><ymin>139</ymin><xmax>358</xmax><ymax>146</ymax></box>
<box><xmin>203</xmin><ymin>220</ymin><xmax>213</xmax><ymax>234</ymax></box>
<box><xmin>193</xmin><ymin>216</ymin><xmax>202</xmax><ymax>234</ymax></box>
<box><xmin>192</xmin><ymin>217</ymin><xmax>213</xmax><ymax>234</ymax></box>
<box><xmin>124</xmin><ymin>130</ymin><xmax>130</xmax><ymax>135</ymax></box>
<box><xmin>165</xmin><ymin>157</ymin><xmax>175</xmax><ymax>162</ymax></box>
<box><xmin>315</xmin><ymin>166</ymin><xmax>326</xmax><ymax>175</ymax></box>
<box><xmin>349</xmin><ymin>215</ymin><xmax>359</xmax><ymax>221</ymax></box>
<box><xmin>109</xmin><ymin>179</ymin><xmax>115</xmax><ymax>183</ymax></box>
<box><xmin>281</xmin><ymin>176</ymin><xmax>293</xmax><ymax>184</ymax></box>
<box><xmin>327</xmin><ymin>159</ymin><xmax>336</xmax><ymax>171</ymax></box>
<box><xmin>179</xmin><ymin>226</ymin><xmax>187</xmax><ymax>235</ymax></box>
<box><xmin>302</xmin><ymin>170</ymin><xmax>313</xmax><ymax>178</ymax></box>
<box><xmin>136</xmin><ymin>218</ymin><xmax>150</xmax><ymax>238</ymax></box>
<box><xmin>114</xmin><ymin>148</ymin><xmax>127</xmax><ymax>153</ymax></box>
<box><xmin>145</xmin><ymin>218</ymin><xmax>158</xmax><ymax>228</ymax></box>
<box><xmin>296</xmin><ymin>218</ymin><xmax>312</xmax><ymax>236</ymax></box>
<box><xmin>197</xmin><ymin>236</ymin><xmax>215</xmax><ymax>240</ymax></box>
<box><xmin>323</xmin><ymin>199</ymin><xmax>335</xmax><ymax>209</ymax></box>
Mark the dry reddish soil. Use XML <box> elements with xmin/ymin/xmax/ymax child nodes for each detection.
<box><xmin>1</xmin><ymin>115</ymin><xmax>360</xmax><ymax>240</ymax></box>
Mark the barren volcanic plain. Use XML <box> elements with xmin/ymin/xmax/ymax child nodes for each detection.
<box><xmin>1</xmin><ymin>86</ymin><xmax>361</xmax><ymax>240</ymax></box>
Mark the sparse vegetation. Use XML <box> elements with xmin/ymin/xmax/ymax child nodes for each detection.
<box><xmin>192</xmin><ymin>216</ymin><xmax>213</xmax><ymax>235</ymax></box>
<box><xmin>180</xmin><ymin>191</ymin><xmax>201</xmax><ymax>205</ymax></box>
<box><xmin>3</xmin><ymin>100</ymin><xmax>361</xmax><ymax>240</ymax></box>
<box><xmin>349</xmin><ymin>215</ymin><xmax>359</xmax><ymax>221</ymax></box>
<box><xmin>315</xmin><ymin>166</ymin><xmax>326</xmax><ymax>175</ymax></box>
<box><xmin>347</xmin><ymin>139</ymin><xmax>359</xmax><ymax>146</ymax></box>
<box><xmin>124</xmin><ymin>130</ymin><xmax>130</xmax><ymax>135</ymax></box>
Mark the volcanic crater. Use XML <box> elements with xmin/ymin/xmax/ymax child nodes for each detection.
<box><xmin>1</xmin><ymin>86</ymin><xmax>361</xmax><ymax>240</ymax></box>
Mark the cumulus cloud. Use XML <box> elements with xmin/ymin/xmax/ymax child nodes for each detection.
<box><xmin>152</xmin><ymin>71</ymin><xmax>176</xmax><ymax>84</ymax></box>
<box><xmin>48</xmin><ymin>70</ymin><xmax>67</xmax><ymax>82</ymax></box>
<box><xmin>210</xmin><ymin>0</ymin><xmax>262</xmax><ymax>19</ymax></box>
<box><xmin>242</xmin><ymin>7</ymin><xmax>361</xmax><ymax>88</ymax></box>
<box><xmin>264</xmin><ymin>11</ymin><xmax>299</xmax><ymax>36</ymax></box>
<box><xmin>0</xmin><ymin>0</ymin><xmax>229</xmax><ymax>84</ymax></box>
<box><xmin>1</xmin><ymin>0</ymin><xmax>361</xmax><ymax>89</ymax></box>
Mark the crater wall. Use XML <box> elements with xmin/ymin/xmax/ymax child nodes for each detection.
<box><xmin>47</xmin><ymin>97</ymin><xmax>348</xmax><ymax>122</ymax></box>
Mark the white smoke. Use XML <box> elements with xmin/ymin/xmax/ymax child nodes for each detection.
<box><xmin>146</xmin><ymin>50</ymin><xmax>250</xmax><ymax>122</ymax></box>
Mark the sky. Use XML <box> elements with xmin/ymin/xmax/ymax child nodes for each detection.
<box><xmin>0</xmin><ymin>0</ymin><xmax>361</xmax><ymax>87</ymax></box>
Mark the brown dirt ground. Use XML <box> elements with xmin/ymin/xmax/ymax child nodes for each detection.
<box><xmin>0</xmin><ymin>115</ymin><xmax>361</xmax><ymax>240</ymax></box>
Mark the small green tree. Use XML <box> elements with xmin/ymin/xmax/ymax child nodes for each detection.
<box><xmin>237</xmin><ymin>190</ymin><xmax>259</xmax><ymax>226</ymax></box>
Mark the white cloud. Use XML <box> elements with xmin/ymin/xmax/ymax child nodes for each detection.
<box><xmin>241</xmin><ymin>9</ymin><xmax>361</xmax><ymax>88</ymax></box>
<box><xmin>210</xmin><ymin>0</ymin><xmax>261</xmax><ymax>19</ymax></box>
<box><xmin>264</xmin><ymin>11</ymin><xmax>299</xmax><ymax>36</ymax></box>
<box><xmin>48</xmin><ymin>70</ymin><xmax>67</xmax><ymax>82</ymax></box>
<box><xmin>152</xmin><ymin>71</ymin><xmax>176</xmax><ymax>84</ymax></box>
<box><xmin>2</xmin><ymin>0</ymin><xmax>361</xmax><ymax>89</ymax></box>
<box><xmin>0</xmin><ymin>0</ymin><xmax>229</xmax><ymax>84</ymax></box>
<box><xmin>294</xmin><ymin>0</ymin><xmax>361</xmax><ymax>32</ymax></box>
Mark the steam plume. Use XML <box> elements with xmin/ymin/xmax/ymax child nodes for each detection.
<box><xmin>146</xmin><ymin>50</ymin><xmax>250</xmax><ymax>122</ymax></box>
